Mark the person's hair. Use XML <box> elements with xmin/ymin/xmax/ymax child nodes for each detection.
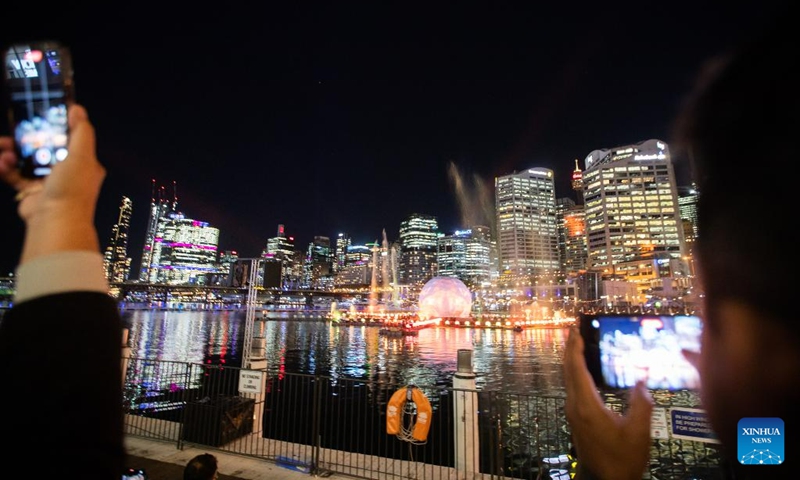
<box><xmin>672</xmin><ymin>7</ymin><xmax>799</xmax><ymax>337</ymax></box>
<box><xmin>183</xmin><ymin>453</ymin><xmax>218</xmax><ymax>480</ymax></box>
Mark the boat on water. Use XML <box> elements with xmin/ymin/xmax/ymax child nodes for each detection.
<box><xmin>378</xmin><ymin>325</ymin><xmax>420</xmax><ymax>337</ymax></box>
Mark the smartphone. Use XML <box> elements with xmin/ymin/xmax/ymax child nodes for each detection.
<box><xmin>579</xmin><ymin>312</ymin><xmax>702</xmax><ymax>391</ymax></box>
<box><xmin>2</xmin><ymin>40</ymin><xmax>74</xmax><ymax>178</ymax></box>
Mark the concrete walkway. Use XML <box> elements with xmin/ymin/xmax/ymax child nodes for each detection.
<box><xmin>125</xmin><ymin>435</ymin><xmax>331</xmax><ymax>480</ymax></box>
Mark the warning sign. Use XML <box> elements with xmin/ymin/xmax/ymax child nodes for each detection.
<box><xmin>670</xmin><ymin>407</ymin><xmax>720</xmax><ymax>443</ymax></box>
<box><xmin>238</xmin><ymin>369</ymin><xmax>263</xmax><ymax>394</ymax></box>
<box><xmin>651</xmin><ymin>408</ymin><xmax>669</xmax><ymax>440</ymax></box>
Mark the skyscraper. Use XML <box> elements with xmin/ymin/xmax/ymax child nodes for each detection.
<box><xmin>571</xmin><ymin>159</ymin><xmax>584</xmax><ymax>204</ymax></box>
<box><xmin>557</xmin><ymin>197</ymin><xmax>588</xmax><ymax>278</ymax></box>
<box><xmin>334</xmin><ymin>243</ymin><xmax>373</xmax><ymax>287</ymax></box>
<box><xmin>495</xmin><ymin>168</ymin><xmax>559</xmax><ymax>284</ymax></box>
<box><xmin>304</xmin><ymin>235</ymin><xmax>333</xmax><ymax>289</ymax></box>
<box><xmin>398</xmin><ymin>213</ymin><xmax>439</xmax><ymax>287</ymax></box>
<box><xmin>139</xmin><ymin>180</ymin><xmax>175</xmax><ymax>281</ymax></box>
<box><xmin>263</xmin><ymin>224</ymin><xmax>300</xmax><ymax>289</ymax></box>
<box><xmin>583</xmin><ymin>139</ymin><xmax>687</xmax><ymax>288</ymax></box>
<box><xmin>103</xmin><ymin>195</ymin><xmax>133</xmax><ymax>282</ymax></box>
<box><xmin>436</xmin><ymin>226</ymin><xmax>493</xmax><ymax>287</ymax></box>
<box><xmin>147</xmin><ymin>212</ymin><xmax>220</xmax><ymax>284</ymax></box>
<box><xmin>678</xmin><ymin>184</ymin><xmax>700</xmax><ymax>243</ymax></box>
<box><xmin>334</xmin><ymin>233</ymin><xmax>351</xmax><ymax>273</ymax></box>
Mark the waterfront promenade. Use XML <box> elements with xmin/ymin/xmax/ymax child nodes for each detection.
<box><xmin>125</xmin><ymin>435</ymin><xmax>318</xmax><ymax>480</ymax></box>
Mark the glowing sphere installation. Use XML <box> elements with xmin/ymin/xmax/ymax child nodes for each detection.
<box><xmin>417</xmin><ymin>276</ymin><xmax>473</xmax><ymax>320</ymax></box>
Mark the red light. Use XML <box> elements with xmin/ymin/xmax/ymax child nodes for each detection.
<box><xmin>641</xmin><ymin>318</ymin><xmax>664</xmax><ymax>329</ymax></box>
<box><xmin>24</xmin><ymin>50</ymin><xmax>43</xmax><ymax>62</ymax></box>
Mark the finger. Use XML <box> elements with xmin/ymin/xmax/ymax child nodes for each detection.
<box><xmin>626</xmin><ymin>380</ymin><xmax>655</xmax><ymax>429</ymax></box>
<box><xmin>564</xmin><ymin>327</ymin><xmax>588</xmax><ymax>383</ymax></box>
<box><xmin>564</xmin><ymin>327</ymin><xmax>604</xmax><ymax>412</ymax></box>
<box><xmin>682</xmin><ymin>349</ymin><xmax>700</xmax><ymax>370</ymax></box>
<box><xmin>64</xmin><ymin>104</ymin><xmax>97</xmax><ymax>166</ymax></box>
<box><xmin>0</xmin><ymin>136</ymin><xmax>13</xmax><ymax>151</ymax></box>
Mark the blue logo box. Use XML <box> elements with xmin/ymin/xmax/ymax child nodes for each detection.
<box><xmin>738</xmin><ymin>417</ymin><xmax>784</xmax><ymax>465</ymax></box>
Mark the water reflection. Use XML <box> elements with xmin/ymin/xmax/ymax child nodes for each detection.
<box><xmin>124</xmin><ymin>310</ymin><xmax>569</xmax><ymax>395</ymax></box>
<box><xmin>124</xmin><ymin>310</ymin><xmax>244</xmax><ymax>365</ymax></box>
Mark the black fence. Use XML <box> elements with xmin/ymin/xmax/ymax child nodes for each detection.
<box><xmin>123</xmin><ymin>356</ymin><xmax>725</xmax><ymax>479</ymax></box>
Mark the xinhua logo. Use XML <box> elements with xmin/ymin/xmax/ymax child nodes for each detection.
<box><xmin>738</xmin><ymin>418</ymin><xmax>784</xmax><ymax>465</ymax></box>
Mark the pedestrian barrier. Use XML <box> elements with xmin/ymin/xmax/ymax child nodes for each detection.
<box><xmin>123</xmin><ymin>356</ymin><xmax>724</xmax><ymax>479</ymax></box>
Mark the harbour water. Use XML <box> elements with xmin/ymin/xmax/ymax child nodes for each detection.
<box><xmin>123</xmin><ymin>308</ymin><xmax>570</xmax><ymax>395</ymax></box>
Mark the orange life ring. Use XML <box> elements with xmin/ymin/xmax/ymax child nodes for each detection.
<box><xmin>386</xmin><ymin>385</ymin><xmax>433</xmax><ymax>442</ymax></box>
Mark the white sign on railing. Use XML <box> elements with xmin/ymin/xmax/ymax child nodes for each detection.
<box><xmin>238</xmin><ymin>370</ymin><xmax>263</xmax><ymax>394</ymax></box>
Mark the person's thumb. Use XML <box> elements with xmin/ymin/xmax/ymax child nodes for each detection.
<box><xmin>66</xmin><ymin>104</ymin><xmax>96</xmax><ymax>165</ymax></box>
<box><xmin>626</xmin><ymin>380</ymin><xmax>654</xmax><ymax>436</ymax></box>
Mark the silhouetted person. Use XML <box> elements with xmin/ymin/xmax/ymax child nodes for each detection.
<box><xmin>563</xmin><ymin>7</ymin><xmax>798</xmax><ymax>480</ymax></box>
<box><xmin>0</xmin><ymin>104</ymin><xmax>125</xmax><ymax>478</ymax></box>
<box><xmin>184</xmin><ymin>453</ymin><xmax>218</xmax><ymax>480</ymax></box>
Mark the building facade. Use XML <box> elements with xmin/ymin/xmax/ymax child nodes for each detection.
<box><xmin>147</xmin><ymin>212</ymin><xmax>220</xmax><ymax>284</ymax></box>
<box><xmin>583</xmin><ymin>139</ymin><xmax>688</xmax><ymax>299</ymax></box>
<box><xmin>334</xmin><ymin>232</ymin><xmax>351</xmax><ymax>273</ymax></box>
<box><xmin>557</xmin><ymin>197</ymin><xmax>588</xmax><ymax>278</ymax></box>
<box><xmin>678</xmin><ymin>184</ymin><xmax>699</xmax><ymax>244</ymax></box>
<box><xmin>139</xmin><ymin>181</ymin><xmax>175</xmax><ymax>281</ymax></box>
<box><xmin>495</xmin><ymin>168</ymin><xmax>560</xmax><ymax>284</ymax></box>
<box><xmin>398</xmin><ymin>213</ymin><xmax>439</xmax><ymax>287</ymax></box>
<box><xmin>436</xmin><ymin>226</ymin><xmax>494</xmax><ymax>287</ymax></box>
<box><xmin>304</xmin><ymin>235</ymin><xmax>333</xmax><ymax>289</ymax></box>
<box><xmin>263</xmin><ymin>224</ymin><xmax>301</xmax><ymax>289</ymax></box>
<box><xmin>103</xmin><ymin>195</ymin><xmax>133</xmax><ymax>283</ymax></box>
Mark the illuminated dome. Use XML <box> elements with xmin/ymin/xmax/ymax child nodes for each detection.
<box><xmin>417</xmin><ymin>277</ymin><xmax>472</xmax><ymax>319</ymax></box>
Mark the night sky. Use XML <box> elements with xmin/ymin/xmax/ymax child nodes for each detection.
<box><xmin>0</xmin><ymin>2</ymin><xmax>785</xmax><ymax>275</ymax></box>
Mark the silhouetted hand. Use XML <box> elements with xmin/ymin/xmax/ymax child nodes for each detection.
<box><xmin>563</xmin><ymin>326</ymin><xmax>653</xmax><ymax>480</ymax></box>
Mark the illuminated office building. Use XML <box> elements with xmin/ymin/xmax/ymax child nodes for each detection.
<box><xmin>557</xmin><ymin>197</ymin><xmax>588</xmax><ymax>277</ymax></box>
<box><xmin>571</xmin><ymin>159</ymin><xmax>584</xmax><ymax>205</ymax></box>
<box><xmin>139</xmin><ymin>180</ymin><xmax>176</xmax><ymax>281</ymax></box>
<box><xmin>263</xmin><ymin>224</ymin><xmax>301</xmax><ymax>289</ymax></box>
<box><xmin>678</xmin><ymin>184</ymin><xmax>700</xmax><ymax>244</ymax></box>
<box><xmin>103</xmin><ymin>195</ymin><xmax>133</xmax><ymax>283</ymax></box>
<box><xmin>583</xmin><ymin>139</ymin><xmax>687</xmax><ymax>279</ymax></box>
<box><xmin>304</xmin><ymin>236</ymin><xmax>333</xmax><ymax>289</ymax></box>
<box><xmin>495</xmin><ymin>168</ymin><xmax>560</xmax><ymax>283</ymax></box>
<box><xmin>265</xmin><ymin>224</ymin><xmax>295</xmax><ymax>259</ymax></box>
<box><xmin>212</xmin><ymin>250</ymin><xmax>239</xmax><ymax>286</ymax></box>
<box><xmin>148</xmin><ymin>212</ymin><xmax>220</xmax><ymax>285</ymax></box>
<box><xmin>335</xmin><ymin>244</ymin><xmax>374</xmax><ymax>287</ymax></box>
<box><xmin>437</xmin><ymin>226</ymin><xmax>493</xmax><ymax>287</ymax></box>
<box><xmin>399</xmin><ymin>213</ymin><xmax>439</xmax><ymax>287</ymax></box>
<box><xmin>334</xmin><ymin>233</ymin><xmax>351</xmax><ymax>273</ymax></box>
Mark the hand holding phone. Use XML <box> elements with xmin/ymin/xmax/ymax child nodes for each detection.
<box><xmin>2</xmin><ymin>40</ymin><xmax>73</xmax><ymax>178</ymax></box>
<box><xmin>580</xmin><ymin>313</ymin><xmax>702</xmax><ymax>391</ymax></box>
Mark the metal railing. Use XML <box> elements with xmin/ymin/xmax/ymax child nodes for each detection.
<box><xmin>123</xmin><ymin>357</ymin><xmax>725</xmax><ymax>479</ymax></box>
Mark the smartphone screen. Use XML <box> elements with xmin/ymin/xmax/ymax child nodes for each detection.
<box><xmin>3</xmin><ymin>41</ymin><xmax>73</xmax><ymax>178</ymax></box>
<box><xmin>580</xmin><ymin>313</ymin><xmax>702</xmax><ymax>391</ymax></box>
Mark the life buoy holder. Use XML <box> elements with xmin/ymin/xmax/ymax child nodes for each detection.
<box><xmin>386</xmin><ymin>385</ymin><xmax>432</xmax><ymax>443</ymax></box>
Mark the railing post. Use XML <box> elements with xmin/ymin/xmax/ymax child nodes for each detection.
<box><xmin>453</xmin><ymin>349</ymin><xmax>480</xmax><ymax>477</ymax></box>
<box><xmin>311</xmin><ymin>374</ymin><xmax>322</xmax><ymax>475</ymax></box>
<box><xmin>178</xmin><ymin>362</ymin><xmax>192</xmax><ymax>450</ymax></box>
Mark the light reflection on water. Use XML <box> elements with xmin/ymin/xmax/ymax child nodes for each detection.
<box><xmin>125</xmin><ymin>309</ymin><xmax>244</xmax><ymax>365</ymax></box>
<box><xmin>124</xmin><ymin>309</ymin><xmax>569</xmax><ymax>395</ymax></box>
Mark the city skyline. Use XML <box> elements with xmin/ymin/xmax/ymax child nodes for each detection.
<box><xmin>0</xmin><ymin>3</ymin><xmax>785</xmax><ymax>274</ymax></box>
